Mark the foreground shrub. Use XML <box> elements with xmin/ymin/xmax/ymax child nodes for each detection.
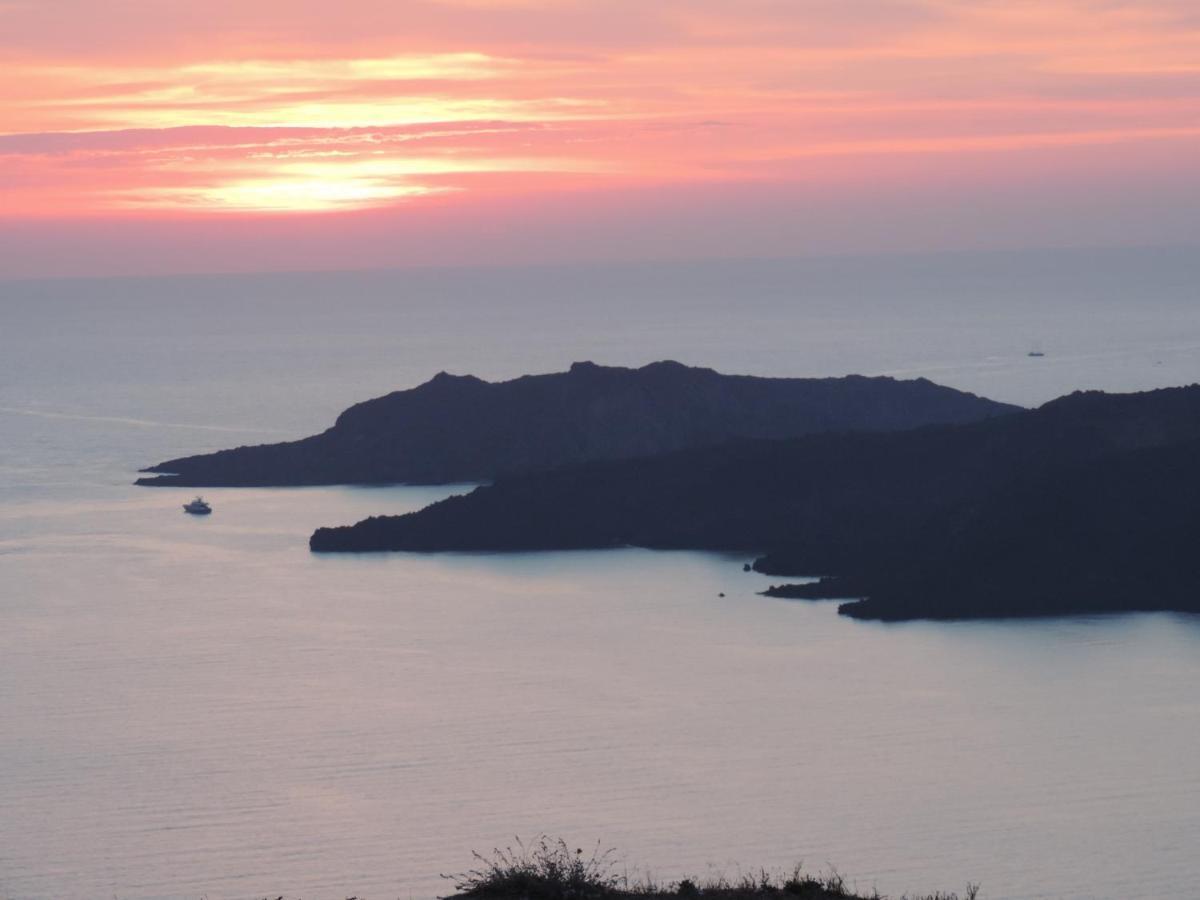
<box><xmin>442</xmin><ymin>837</ymin><xmax>979</xmax><ymax>900</ymax></box>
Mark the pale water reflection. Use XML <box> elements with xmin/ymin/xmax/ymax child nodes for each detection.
<box><xmin>3</xmin><ymin>252</ymin><xmax>1200</xmax><ymax>899</ymax></box>
<box><xmin>3</xmin><ymin>484</ymin><xmax>1199</xmax><ymax>900</ymax></box>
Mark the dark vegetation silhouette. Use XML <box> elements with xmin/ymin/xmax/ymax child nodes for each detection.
<box><xmin>310</xmin><ymin>385</ymin><xmax>1200</xmax><ymax>620</ymax></box>
<box><xmin>136</xmin><ymin>361</ymin><xmax>1015</xmax><ymax>487</ymax></box>
<box><xmin>442</xmin><ymin>836</ymin><xmax>979</xmax><ymax>900</ymax></box>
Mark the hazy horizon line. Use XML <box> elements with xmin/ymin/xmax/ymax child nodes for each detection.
<box><xmin>4</xmin><ymin>239</ymin><xmax>1198</xmax><ymax>287</ymax></box>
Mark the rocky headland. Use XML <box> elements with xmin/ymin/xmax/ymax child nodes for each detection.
<box><xmin>136</xmin><ymin>360</ymin><xmax>1017</xmax><ymax>487</ymax></box>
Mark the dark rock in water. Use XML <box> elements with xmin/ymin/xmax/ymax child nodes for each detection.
<box><xmin>310</xmin><ymin>384</ymin><xmax>1200</xmax><ymax>620</ymax></box>
<box><xmin>137</xmin><ymin>360</ymin><xmax>1017</xmax><ymax>487</ymax></box>
<box><xmin>742</xmin><ymin>563</ymin><xmax>752</xmax><ymax>572</ymax></box>
<box><xmin>761</xmin><ymin>577</ymin><xmax>868</xmax><ymax>600</ymax></box>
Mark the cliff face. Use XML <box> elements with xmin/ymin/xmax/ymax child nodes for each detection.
<box><xmin>137</xmin><ymin>360</ymin><xmax>1018</xmax><ymax>487</ymax></box>
<box><xmin>837</xmin><ymin>436</ymin><xmax>1200</xmax><ymax>620</ymax></box>
<box><xmin>309</xmin><ymin>384</ymin><xmax>1200</xmax><ymax>620</ymax></box>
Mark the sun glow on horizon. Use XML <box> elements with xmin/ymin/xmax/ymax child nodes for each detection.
<box><xmin>101</xmin><ymin>153</ymin><xmax>623</xmax><ymax>213</ymax></box>
<box><xmin>131</xmin><ymin>174</ymin><xmax>450</xmax><ymax>213</ymax></box>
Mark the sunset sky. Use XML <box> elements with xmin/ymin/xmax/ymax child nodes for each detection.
<box><xmin>2</xmin><ymin>0</ymin><xmax>1199</xmax><ymax>278</ymax></box>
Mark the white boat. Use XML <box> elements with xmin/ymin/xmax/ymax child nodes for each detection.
<box><xmin>183</xmin><ymin>496</ymin><xmax>212</xmax><ymax>515</ymax></box>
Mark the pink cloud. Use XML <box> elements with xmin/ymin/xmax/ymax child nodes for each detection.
<box><xmin>2</xmin><ymin>1</ymin><xmax>1199</xmax><ymax>275</ymax></box>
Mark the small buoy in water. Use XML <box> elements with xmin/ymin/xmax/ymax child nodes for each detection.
<box><xmin>718</xmin><ymin>592</ymin><xmax>726</xmax><ymax>597</ymax></box>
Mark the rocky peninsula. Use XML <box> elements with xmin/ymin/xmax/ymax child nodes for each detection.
<box><xmin>137</xmin><ymin>360</ymin><xmax>1017</xmax><ymax>487</ymax></box>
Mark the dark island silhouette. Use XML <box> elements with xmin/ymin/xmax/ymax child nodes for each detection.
<box><xmin>136</xmin><ymin>360</ymin><xmax>1017</xmax><ymax>487</ymax></box>
<box><xmin>310</xmin><ymin>385</ymin><xmax>1200</xmax><ymax>620</ymax></box>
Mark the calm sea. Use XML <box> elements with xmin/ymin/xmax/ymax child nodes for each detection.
<box><xmin>3</xmin><ymin>248</ymin><xmax>1200</xmax><ymax>900</ymax></box>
